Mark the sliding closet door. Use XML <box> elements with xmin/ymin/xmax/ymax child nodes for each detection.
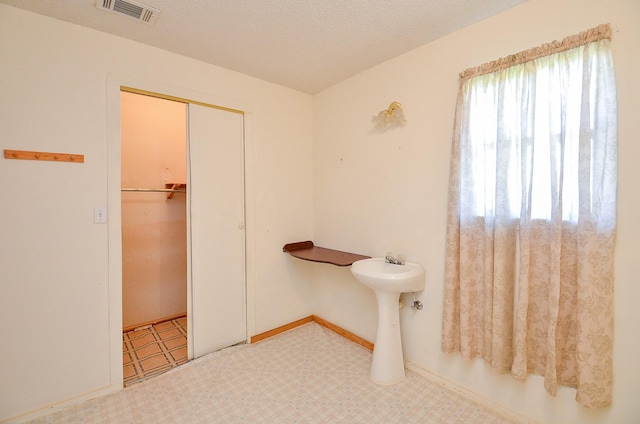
<box><xmin>189</xmin><ymin>104</ymin><xmax>245</xmax><ymax>358</ymax></box>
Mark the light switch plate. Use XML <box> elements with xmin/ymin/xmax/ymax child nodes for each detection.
<box><xmin>94</xmin><ymin>206</ymin><xmax>107</xmax><ymax>224</ymax></box>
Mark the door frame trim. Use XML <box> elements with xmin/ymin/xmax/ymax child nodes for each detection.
<box><xmin>107</xmin><ymin>74</ymin><xmax>253</xmax><ymax>390</ymax></box>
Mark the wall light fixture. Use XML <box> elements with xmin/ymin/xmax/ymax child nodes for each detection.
<box><xmin>372</xmin><ymin>101</ymin><xmax>406</xmax><ymax>130</ymax></box>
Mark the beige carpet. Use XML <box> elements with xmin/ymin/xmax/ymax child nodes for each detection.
<box><xmin>31</xmin><ymin>322</ymin><xmax>515</xmax><ymax>423</ymax></box>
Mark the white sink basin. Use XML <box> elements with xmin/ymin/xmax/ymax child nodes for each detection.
<box><xmin>351</xmin><ymin>257</ymin><xmax>425</xmax><ymax>385</ymax></box>
<box><xmin>351</xmin><ymin>258</ymin><xmax>425</xmax><ymax>293</ymax></box>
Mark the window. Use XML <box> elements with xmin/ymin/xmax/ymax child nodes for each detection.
<box><xmin>461</xmin><ymin>44</ymin><xmax>615</xmax><ymax>224</ymax></box>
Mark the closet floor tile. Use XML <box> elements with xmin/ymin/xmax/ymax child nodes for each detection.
<box><xmin>122</xmin><ymin>316</ymin><xmax>188</xmax><ymax>387</ymax></box>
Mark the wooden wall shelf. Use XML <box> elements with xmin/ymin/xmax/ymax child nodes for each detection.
<box><xmin>283</xmin><ymin>241</ymin><xmax>370</xmax><ymax>267</ymax></box>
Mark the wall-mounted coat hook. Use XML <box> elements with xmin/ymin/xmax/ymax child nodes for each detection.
<box><xmin>4</xmin><ymin>149</ymin><xmax>84</xmax><ymax>163</ymax></box>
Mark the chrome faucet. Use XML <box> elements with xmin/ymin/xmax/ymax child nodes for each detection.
<box><xmin>385</xmin><ymin>253</ymin><xmax>405</xmax><ymax>265</ymax></box>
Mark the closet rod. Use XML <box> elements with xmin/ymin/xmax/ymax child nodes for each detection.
<box><xmin>121</xmin><ymin>188</ymin><xmax>186</xmax><ymax>193</ymax></box>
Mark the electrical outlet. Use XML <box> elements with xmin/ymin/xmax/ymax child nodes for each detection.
<box><xmin>94</xmin><ymin>206</ymin><xmax>107</xmax><ymax>224</ymax></box>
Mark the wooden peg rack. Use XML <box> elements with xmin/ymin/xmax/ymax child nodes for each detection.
<box><xmin>4</xmin><ymin>149</ymin><xmax>84</xmax><ymax>163</ymax></box>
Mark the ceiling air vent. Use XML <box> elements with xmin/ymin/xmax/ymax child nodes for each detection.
<box><xmin>97</xmin><ymin>0</ymin><xmax>160</xmax><ymax>24</ymax></box>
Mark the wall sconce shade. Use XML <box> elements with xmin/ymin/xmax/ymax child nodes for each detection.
<box><xmin>372</xmin><ymin>101</ymin><xmax>406</xmax><ymax>130</ymax></box>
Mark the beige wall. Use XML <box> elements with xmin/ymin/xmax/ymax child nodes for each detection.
<box><xmin>0</xmin><ymin>5</ymin><xmax>314</xmax><ymax>421</ymax></box>
<box><xmin>312</xmin><ymin>0</ymin><xmax>640</xmax><ymax>423</ymax></box>
<box><xmin>121</xmin><ymin>92</ymin><xmax>187</xmax><ymax>329</ymax></box>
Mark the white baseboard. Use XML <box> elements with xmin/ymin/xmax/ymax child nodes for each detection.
<box><xmin>1</xmin><ymin>384</ymin><xmax>121</xmax><ymax>424</ymax></box>
<box><xmin>404</xmin><ymin>360</ymin><xmax>539</xmax><ymax>424</ymax></box>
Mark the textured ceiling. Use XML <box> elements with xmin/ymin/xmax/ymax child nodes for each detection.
<box><xmin>0</xmin><ymin>0</ymin><xmax>526</xmax><ymax>93</ymax></box>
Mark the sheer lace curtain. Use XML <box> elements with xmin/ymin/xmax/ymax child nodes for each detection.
<box><xmin>442</xmin><ymin>25</ymin><xmax>617</xmax><ymax>408</ymax></box>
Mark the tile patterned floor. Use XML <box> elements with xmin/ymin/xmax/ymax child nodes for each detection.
<box><xmin>123</xmin><ymin>316</ymin><xmax>188</xmax><ymax>387</ymax></box>
<box><xmin>32</xmin><ymin>322</ymin><xmax>516</xmax><ymax>423</ymax></box>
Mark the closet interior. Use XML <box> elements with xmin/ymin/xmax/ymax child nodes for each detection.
<box><xmin>120</xmin><ymin>91</ymin><xmax>188</xmax><ymax>385</ymax></box>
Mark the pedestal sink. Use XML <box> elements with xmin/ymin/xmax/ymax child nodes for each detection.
<box><xmin>351</xmin><ymin>257</ymin><xmax>425</xmax><ymax>385</ymax></box>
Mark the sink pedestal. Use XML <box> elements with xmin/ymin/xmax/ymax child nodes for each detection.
<box><xmin>370</xmin><ymin>291</ymin><xmax>405</xmax><ymax>384</ymax></box>
<box><xmin>350</xmin><ymin>257</ymin><xmax>425</xmax><ymax>386</ymax></box>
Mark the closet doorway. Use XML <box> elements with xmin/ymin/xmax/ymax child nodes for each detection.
<box><xmin>120</xmin><ymin>91</ymin><xmax>188</xmax><ymax>385</ymax></box>
<box><xmin>118</xmin><ymin>88</ymin><xmax>247</xmax><ymax>386</ymax></box>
